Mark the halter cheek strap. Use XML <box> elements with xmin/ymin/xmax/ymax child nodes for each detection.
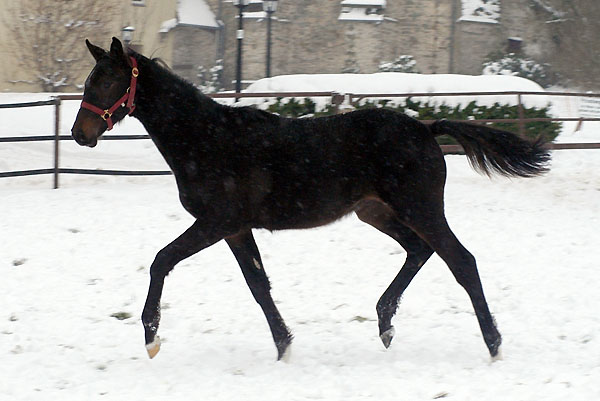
<box><xmin>80</xmin><ymin>56</ymin><xmax>139</xmax><ymax>131</ymax></box>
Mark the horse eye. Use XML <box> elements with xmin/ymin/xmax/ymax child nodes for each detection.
<box><xmin>103</xmin><ymin>82</ymin><xmax>112</xmax><ymax>89</ymax></box>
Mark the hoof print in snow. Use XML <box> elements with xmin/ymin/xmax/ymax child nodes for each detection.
<box><xmin>12</xmin><ymin>258</ymin><xmax>27</xmax><ymax>267</ymax></box>
<box><xmin>350</xmin><ymin>315</ymin><xmax>372</xmax><ymax>323</ymax></box>
<box><xmin>110</xmin><ymin>312</ymin><xmax>132</xmax><ymax>320</ymax></box>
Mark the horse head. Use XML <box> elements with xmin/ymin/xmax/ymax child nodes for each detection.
<box><xmin>71</xmin><ymin>37</ymin><xmax>138</xmax><ymax>147</ymax></box>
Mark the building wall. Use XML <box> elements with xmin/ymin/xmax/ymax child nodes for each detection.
<box><xmin>453</xmin><ymin>20</ymin><xmax>503</xmax><ymax>75</ymax></box>
<box><xmin>172</xmin><ymin>27</ymin><xmax>219</xmax><ymax>84</ymax></box>
<box><xmin>0</xmin><ymin>0</ymin><xmax>597</xmax><ymax>92</ymax></box>
<box><xmin>218</xmin><ymin>0</ymin><xmax>455</xmax><ymax>89</ymax></box>
<box><xmin>124</xmin><ymin>0</ymin><xmax>178</xmax><ymax>66</ymax></box>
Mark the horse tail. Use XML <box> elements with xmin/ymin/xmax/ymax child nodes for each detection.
<box><xmin>429</xmin><ymin>120</ymin><xmax>551</xmax><ymax>178</ymax></box>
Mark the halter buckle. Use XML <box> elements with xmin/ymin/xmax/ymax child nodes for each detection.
<box><xmin>132</xmin><ymin>67</ymin><xmax>139</xmax><ymax>78</ymax></box>
<box><xmin>101</xmin><ymin>110</ymin><xmax>112</xmax><ymax>121</ymax></box>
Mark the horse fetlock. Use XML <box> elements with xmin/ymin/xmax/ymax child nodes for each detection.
<box><xmin>142</xmin><ymin>316</ymin><xmax>160</xmax><ymax>333</ymax></box>
<box><xmin>142</xmin><ymin>304</ymin><xmax>161</xmax><ymax>340</ymax></box>
<box><xmin>376</xmin><ymin>302</ymin><xmax>396</xmax><ymax>329</ymax></box>
<box><xmin>486</xmin><ymin>332</ymin><xmax>502</xmax><ymax>359</ymax></box>
<box><xmin>482</xmin><ymin>318</ymin><xmax>501</xmax><ymax>351</ymax></box>
<box><xmin>143</xmin><ymin>319</ymin><xmax>161</xmax><ymax>359</ymax></box>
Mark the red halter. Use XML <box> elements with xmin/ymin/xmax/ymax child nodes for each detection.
<box><xmin>80</xmin><ymin>57</ymin><xmax>139</xmax><ymax>131</ymax></box>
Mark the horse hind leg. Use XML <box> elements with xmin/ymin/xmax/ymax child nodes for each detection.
<box><xmin>226</xmin><ymin>230</ymin><xmax>293</xmax><ymax>361</ymax></box>
<box><xmin>355</xmin><ymin>200</ymin><xmax>434</xmax><ymax>349</ymax></box>
<box><xmin>395</xmin><ymin>202</ymin><xmax>502</xmax><ymax>359</ymax></box>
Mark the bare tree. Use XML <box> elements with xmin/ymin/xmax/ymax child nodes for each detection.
<box><xmin>5</xmin><ymin>0</ymin><xmax>116</xmax><ymax>92</ymax></box>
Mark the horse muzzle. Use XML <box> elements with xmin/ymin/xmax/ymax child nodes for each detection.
<box><xmin>72</xmin><ymin>127</ymin><xmax>99</xmax><ymax>148</ymax></box>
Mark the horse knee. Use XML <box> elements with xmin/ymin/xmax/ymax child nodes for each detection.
<box><xmin>150</xmin><ymin>248</ymin><xmax>178</xmax><ymax>278</ymax></box>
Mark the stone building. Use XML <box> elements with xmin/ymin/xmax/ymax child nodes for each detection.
<box><xmin>215</xmin><ymin>0</ymin><xmax>597</xmax><ymax>90</ymax></box>
<box><xmin>0</xmin><ymin>0</ymin><xmax>597</xmax><ymax>92</ymax></box>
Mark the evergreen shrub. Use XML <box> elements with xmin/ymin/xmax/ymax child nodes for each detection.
<box><xmin>265</xmin><ymin>97</ymin><xmax>561</xmax><ymax>143</ymax></box>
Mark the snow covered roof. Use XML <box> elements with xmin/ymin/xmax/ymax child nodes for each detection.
<box><xmin>339</xmin><ymin>0</ymin><xmax>386</xmax><ymax>22</ymax></box>
<box><xmin>458</xmin><ymin>0</ymin><xmax>500</xmax><ymax>24</ymax></box>
<box><xmin>339</xmin><ymin>8</ymin><xmax>384</xmax><ymax>22</ymax></box>
<box><xmin>177</xmin><ymin>0</ymin><xmax>219</xmax><ymax>28</ymax></box>
<box><xmin>340</xmin><ymin>0</ymin><xmax>386</xmax><ymax>7</ymax></box>
<box><xmin>242</xmin><ymin>11</ymin><xmax>267</xmax><ymax>19</ymax></box>
<box><xmin>160</xmin><ymin>18</ymin><xmax>178</xmax><ymax>33</ymax></box>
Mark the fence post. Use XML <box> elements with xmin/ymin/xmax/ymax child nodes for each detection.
<box><xmin>517</xmin><ymin>94</ymin><xmax>525</xmax><ymax>138</ymax></box>
<box><xmin>53</xmin><ymin>97</ymin><xmax>61</xmax><ymax>189</ymax></box>
<box><xmin>331</xmin><ymin>92</ymin><xmax>345</xmax><ymax>114</ymax></box>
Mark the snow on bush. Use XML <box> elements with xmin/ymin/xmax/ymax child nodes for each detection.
<box><xmin>482</xmin><ymin>52</ymin><xmax>555</xmax><ymax>88</ymax></box>
<box><xmin>378</xmin><ymin>55</ymin><xmax>418</xmax><ymax>73</ymax></box>
<box><xmin>197</xmin><ymin>59</ymin><xmax>224</xmax><ymax>94</ymax></box>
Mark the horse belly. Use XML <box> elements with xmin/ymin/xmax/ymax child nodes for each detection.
<box><xmin>256</xmin><ymin>178</ymin><xmax>366</xmax><ymax>231</ymax></box>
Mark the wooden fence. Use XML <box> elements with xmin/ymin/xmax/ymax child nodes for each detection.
<box><xmin>1</xmin><ymin>91</ymin><xmax>599</xmax><ymax>189</ymax></box>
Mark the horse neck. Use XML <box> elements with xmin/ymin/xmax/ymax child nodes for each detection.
<box><xmin>130</xmin><ymin>56</ymin><xmax>218</xmax><ymax>154</ymax></box>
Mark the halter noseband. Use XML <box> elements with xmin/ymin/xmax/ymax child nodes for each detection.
<box><xmin>80</xmin><ymin>56</ymin><xmax>139</xmax><ymax>131</ymax></box>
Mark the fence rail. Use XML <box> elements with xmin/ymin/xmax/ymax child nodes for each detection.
<box><xmin>0</xmin><ymin>99</ymin><xmax>58</xmax><ymax>109</ymax></box>
<box><xmin>1</xmin><ymin>91</ymin><xmax>599</xmax><ymax>188</ymax></box>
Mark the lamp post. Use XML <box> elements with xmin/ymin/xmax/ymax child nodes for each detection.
<box><xmin>122</xmin><ymin>26</ymin><xmax>135</xmax><ymax>47</ymax></box>
<box><xmin>233</xmin><ymin>0</ymin><xmax>250</xmax><ymax>101</ymax></box>
<box><xmin>263</xmin><ymin>0</ymin><xmax>278</xmax><ymax>78</ymax></box>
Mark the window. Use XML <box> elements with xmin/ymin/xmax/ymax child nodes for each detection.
<box><xmin>507</xmin><ymin>37</ymin><xmax>523</xmax><ymax>53</ymax></box>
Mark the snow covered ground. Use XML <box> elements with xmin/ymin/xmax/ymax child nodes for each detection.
<box><xmin>1</xmin><ymin>84</ymin><xmax>600</xmax><ymax>400</ymax></box>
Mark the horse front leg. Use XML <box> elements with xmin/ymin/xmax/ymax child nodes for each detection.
<box><xmin>141</xmin><ymin>220</ymin><xmax>224</xmax><ymax>358</ymax></box>
<box><xmin>226</xmin><ymin>230</ymin><xmax>293</xmax><ymax>361</ymax></box>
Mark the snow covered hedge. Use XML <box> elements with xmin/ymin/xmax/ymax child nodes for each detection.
<box><xmin>266</xmin><ymin>97</ymin><xmax>561</xmax><ymax>144</ymax></box>
<box><xmin>244</xmin><ymin>73</ymin><xmax>560</xmax><ymax>143</ymax></box>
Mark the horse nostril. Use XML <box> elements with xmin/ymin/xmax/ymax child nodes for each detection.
<box><xmin>72</xmin><ymin>129</ymin><xmax>87</xmax><ymax>145</ymax></box>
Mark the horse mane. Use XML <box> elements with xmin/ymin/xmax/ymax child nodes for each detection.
<box><xmin>126</xmin><ymin>48</ymin><xmax>218</xmax><ymax>109</ymax></box>
<box><xmin>150</xmin><ymin>57</ymin><xmax>172</xmax><ymax>72</ymax></box>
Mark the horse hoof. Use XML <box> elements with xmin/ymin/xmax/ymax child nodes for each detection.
<box><xmin>380</xmin><ymin>327</ymin><xmax>395</xmax><ymax>349</ymax></box>
<box><xmin>276</xmin><ymin>335</ymin><xmax>293</xmax><ymax>362</ymax></box>
<box><xmin>146</xmin><ymin>336</ymin><xmax>161</xmax><ymax>359</ymax></box>
<box><xmin>279</xmin><ymin>344</ymin><xmax>292</xmax><ymax>363</ymax></box>
<box><xmin>491</xmin><ymin>346</ymin><xmax>503</xmax><ymax>362</ymax></box>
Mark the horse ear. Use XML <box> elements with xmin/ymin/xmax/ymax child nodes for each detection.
<box><xmin>86</xmin><ymin>39</ymin><xmax>107</xmax><ymax>62</ymax></box>
<box><xmin>109</xmin><ymin>37</ymin><xmax>127</xmax><ymax>62</ymax></box>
